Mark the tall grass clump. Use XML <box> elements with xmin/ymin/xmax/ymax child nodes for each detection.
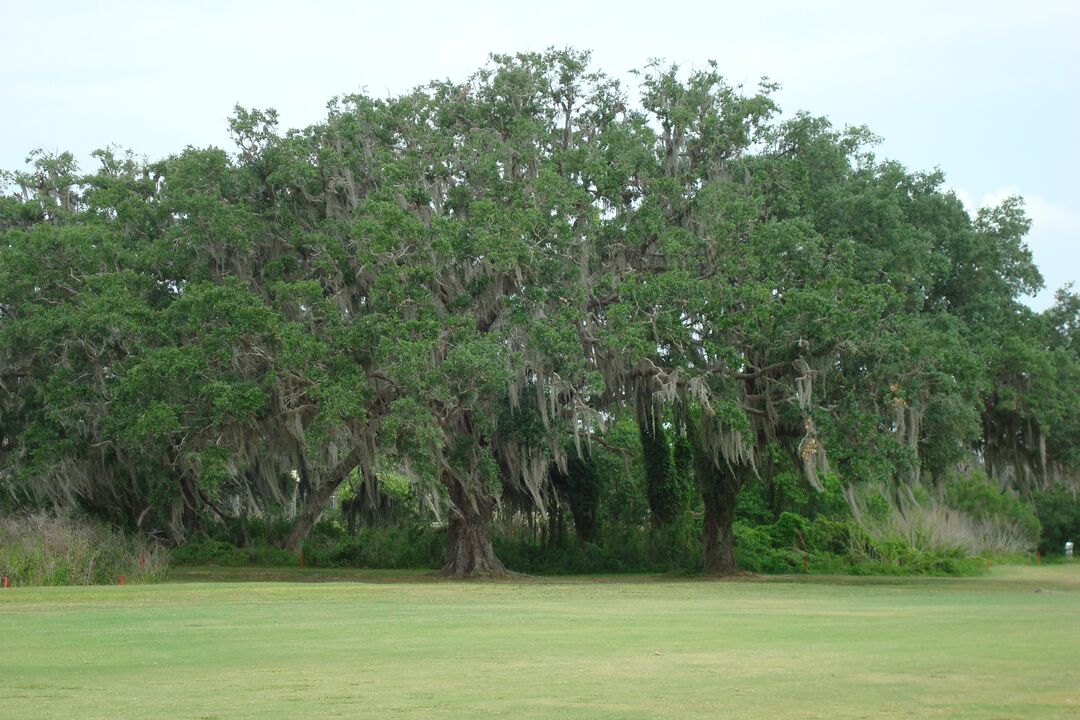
<box><xmin>846</xmin><ymin>475</ymin><xmax>1038</xmax><ymax>557</ymax></box>
<box><xmin>0</xmin><ymin>512</ymin><xmax>169</xmax><ymax>586</ymax></box>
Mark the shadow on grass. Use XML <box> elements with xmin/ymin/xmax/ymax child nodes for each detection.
<box><xmin>165</xmin><ymin>562</ymin><xmax>1080</xmax><ymax>593</ymax></box>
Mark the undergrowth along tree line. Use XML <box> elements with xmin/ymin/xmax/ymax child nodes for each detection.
<box><xmin>2</xmin><ymin>49</ymin><xmax>1079</xmax><ymax>579</ymax></box>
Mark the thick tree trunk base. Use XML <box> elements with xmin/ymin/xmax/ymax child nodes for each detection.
<box><xmin>699</xmin><ymin>467</ymin><xmax>739</xmax><ymax>575</ymax></box>
<box><xmin>442</xmin><ymin>479</ymin><xmax>506</xmax><ymax>578</ymax></box>
<box><xmin>441</xmin><ymin>533</ymin><xmax>506</xmax><ymax>577</ymax></box>
<box><xmin>702</xmin><ymin>506</ymin><xmax>737</xmax><ymax>575</ymax></box>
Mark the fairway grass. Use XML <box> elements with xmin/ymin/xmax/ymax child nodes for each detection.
<box><xmin>2</xmin><ymin>565</ymin><xmax>1078</xmax><ymax>719</ymax></box>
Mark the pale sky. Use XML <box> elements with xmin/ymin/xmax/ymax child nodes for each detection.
<box><xmin>2</xmin><ymin>0</ymin><xmax>1076</xmax><ymax>309</ymax></box>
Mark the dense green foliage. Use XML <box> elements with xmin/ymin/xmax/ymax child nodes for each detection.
<box><xmin>1033</xmin><ymin>486</ymin><xmax>1080</xmax><ymax>554</ymax></box>
<box><xmin>2</xmin><ymin>49</ymin><xmax>1078</xmax><ymax>577</ymax></box>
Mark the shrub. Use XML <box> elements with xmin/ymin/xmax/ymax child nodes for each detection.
<box><xmin>1032</xmin><ymin>486</ymin><xmax>1080</xmax><ymax>554</ymax></box>
<box><xmin>495</xmin><ymin>517</ymin><xmax>702</xmax><ymax>575</ymax></box>
<box><xmin>312</xmin><ymin>524</ymin><xmax>444</xmax><ymax>569</ymax></box>
<box><xmin>170</xmin><ymin>539</ymin><xmax>248</xmax><ymax>566</ymax></box>
<box><xmin>770</xmin><ymin>512</ymin><xmax>809</xmax><ymax>549</ymax></box>
<box><xmin>733</xmin><ymin>520</ymin><xmax>802</xmax><ymax>573</ymax></box>
<box><xmin>173</xmin><ymin>523</ymin><xmax>446</xmax><ymax>569</ymax></box>
<box><xmin>171</xmin><ymin>506</ymin><xmax>990</xmax><ymax>578</ymax></box>
<box><xmin>0</xmin><ymin>512</ymin><xmax>169</xmax><ymax>586</ymax></box>
<box><xmin>171</xmin><ymin>538</ymin><xmax>298</xmax><ymax>567</ymax></box>
<box><xmin>736</xmin><ymin>515</ymin><xmax>981</xmax><ymax>577</ymax></box>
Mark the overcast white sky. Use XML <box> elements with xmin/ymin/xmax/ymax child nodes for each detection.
<box><xmin>1</xmin><ymin>0</ymin><xmax>1076</xmax><ymax>309</ymax></box>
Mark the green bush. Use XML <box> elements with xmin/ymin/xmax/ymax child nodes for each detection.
<box><xmin>770</xmin><ymin>512</ymin><xmax>809</xmax><ymax>549</ymax></box>
<box><xmin>859</xmin><ymin>538</ymin><xmax>982</xmax><ymax>576</ymax></box>
<box><xmin>735</xmin><ymin>515</ymin><xmax>981</xmax><ymax>577</ymax></box>
<box><xmin>804</xmin><ymin>518</ymin><xmax>872</xmax><ymax>556</ymax></box>
<box><xmin>171</xmin><ymin>538</ymin><xmax>297</xmax><ymax>566</ymax></box>
<box><xmin>473</xmin><ymin>512</ymin><xmax>984</xmax><ymax>576</ymax></box>
<box><xmin>733</xmin><ymin>520</ymin><xmax>802</xmax><ymax>573</ymax></box>
<box><xmin>1033</xmin><ymin>487</ymin><xmax>1080</xmax><ymax>554</ymax></box>
<box><xmin>734</xmin><ymin>479</ymin><xmax>773</xmax><ymax>525</ymax></box>
<box><xmin>311</xmin><ymin>524</ymin><xmax>444</xmax><ymax>569</ymax></box>
<box><xmin>171</xmin><ymin>539</ymin><xmax>247</xmax><ymax>566</ymax></box>
<box><xmin>174</xmin><ymin>522</ymin><xmax>445</xmax><ymax>569</ymax></box>
<box><xmin>0</xmin><ymin>512</ymin><xmax>169</xmax><ymax>586</ymax></box>
<box><xmin>495</xmin><ymin>516</ymin><xmax>702</xmax><ymax>574</ymax></box>
<box><xmin>171</xmin><ymin>509</ymin><xmax>987</xmax><ymax>578</ymax></box>
<box><xmin>214</xmin><ymin>514</ymin><xmax>295</xmax><ymax>548</ymax></box>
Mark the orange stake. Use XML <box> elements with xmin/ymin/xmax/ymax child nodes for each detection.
<box><xmin>2</xmin><ymin>576</ymin><xmax>8</xmax><ymax>589</ymax></box>
<box><xmin>119</xmin><ymin>574</ymin><xmax>124</xmax><ymax>586</ymax></box>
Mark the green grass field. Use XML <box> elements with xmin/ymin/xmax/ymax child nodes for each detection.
<box><xmin>2</xmin><ymin>564</ymin><xmax>1078</xmax><ymax>719</ymax></box>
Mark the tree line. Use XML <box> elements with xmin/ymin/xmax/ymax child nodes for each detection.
<box><xmin>2</xmin><ymin>50</ymin><xmax>1078</xmax><ymax>575</ymax></box>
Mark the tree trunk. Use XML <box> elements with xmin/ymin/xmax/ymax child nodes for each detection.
<box><xmin>442</xmin><ymin>475</ymin><xmax>505</xmax><ymax>577</ymax></box>
<box><xmin>283</xmin><ymin>448</ymin><xmax>361</xmax><ymax>554</ymax></box>
<box><xmin>686</xmin><ymin>416</ymin><xmax>741</xmax><ymax>575</ymax></box>
<box><xmin>701</xmin><ymin>474</ymin><xmax>738</xmax><ymax>575</ymax></box>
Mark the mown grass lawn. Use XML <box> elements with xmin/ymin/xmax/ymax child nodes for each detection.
<box><xmin>2</xmin><ymin>564</ymin><xmax>1078</xmax><ymax>719</ymax></box>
